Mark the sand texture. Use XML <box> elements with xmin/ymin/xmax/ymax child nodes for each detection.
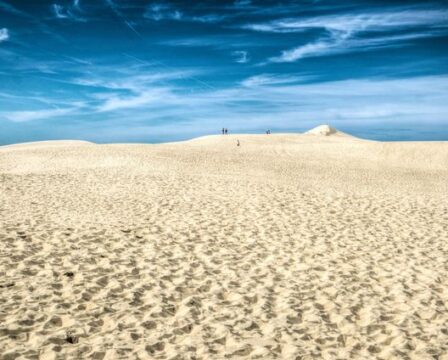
<box><xmin>1</xmin><ymin>132</ymin><xmax>448</xmax><ymax>359</ymax></box>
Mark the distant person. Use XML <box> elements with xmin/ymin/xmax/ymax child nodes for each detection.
<box><xmin>222</xmin><ymin>128</ymin><xmax>225</xmax><ymax>135</ymax></box>
<box><xmin>237</xmin><ymin>139</ymin><xmax>240</xmax><ymax>146</ymax></box>
<box><xmin>225</xmin><ymin>128</ymin><xmax>228</xmax><ymax>135</ymax></box>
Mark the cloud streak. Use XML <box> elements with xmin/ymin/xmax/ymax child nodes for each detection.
<box><xmin>2</xmin><ymin>108</ymin><xmax>75</xmax><ymax>122</ymax></box>
<box><xmin>0</xmin><ymin>28</ymin><xmax>9</xmax><ymax>42</ymax></box>
<box><xmin>97</xmin><ymin>89</ymin><xmax>170</xmax><ymax>112</ymax></box>
<box><xmin>241</xmin><ymin>74</ymin><xmax>313</xmax><ymax>87</ymax></box>
<box><xmin>233</xmin><ymin>50</ymin><xmax>249</xmax><ymax>63</ymax></box>
<box><xmin>244</xmin><ymin>9</ymin><xmax>448</xmax><ymax>34</ymax></box>
<box><xmin>0</xmin><ymin>1</ymin><xmax>29</xmax><ymax>17</ymax></box>
<box><xmin>243</xmin><ymin>8</ymin><xmax>448</xmax><ymax>62</ymax></box>
<box><xmin>105</xmin><ymin>0</ymin><xmax>143</xmax><ymax>39</ymax></box>
<box><xmin>144</xmin><ymin>2</ymin><xmax>227</xmax><ymax>23</ymax></box>
<box><xmin>51</xmin><ymin>2</ymin><xmax>86</xmax><ymax>21</ymax></box>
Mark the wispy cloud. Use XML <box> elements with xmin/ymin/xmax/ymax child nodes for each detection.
<box><xmin>233</xmin><ymin>50</ymin><xmax>250</xmax><ymax>63</ymax></box>
<box><xmin>0</xmin><ymin>1</ymin><xmax>29</xmax><ymax>17</ymax></box>
<box><xmin>145</xmin><ymin>2</ymin><xmax>226</xmax><ymax>23</ymax></box>
<box><xmin>271</xmin><ymin>41</ymin><xmax>331</xmax><ymax>63</ymax></box>
<box><xmin>97</xmin><ymin>89</ymin><xmax>170</xmax><ymax>112</ymax></box>
<box><xmin>0</xmin><ymin>28</ymin><xmax>9</xmax><ymax>42</ymax></box>
<box><xmin>3</xmin><ymin>70</ymin><xmax>448</xmax><ymax>138</ymax></box>
<box><xmin>71</xmin><ymin>70</ymin><xmax>448</xmax><ymax>127</ymax></box>
<box><xmin>269</xmin><ymin>31</ymin><xmax>444</xmax><ymax>63</ymax></box>
<box><xmin>52</xmin><ymin>4</ymin><xmax>67</xmax><ymax>19</ymax></box>
<box><xmin>191</xmin><ymin>14</ymin><xmax>227</xmax><ymax>23</ymax></box>
<box><xmin>73</xmin><ymin>69</ymin><xmax>202</xmax><ymax>92</ymax></box>
<box><xmin>159</xmin><ymin>34</ymin><xmax>262</xmax><ymax>50</ymax></box>
<box><xmin>105</xmin><ymin>0</ymin><xmax>143</xmax><ymax>38</ymax></box>
<box><xmin>243</xmin><ymin>8</ymin><xmax>448</xmax><ymax>62</ymax></box>
<box><xmin>0</xmin><ymin>1</ymin><xmax>67</xmax><ymax>43</ymax></box>
<box><xmin>2</xmin><ymin>108</ymin><xmax>75</xmax><ymax>122</ymax></box>
<box><xmin>145</xmin><ymin>2</ymin><xmax>181</xmax><ymax>21</ymax></box>
<box><xmin>234</xmin><ymin>0</ymin><xmax>252</xmax><ymax>8</ymax></box>
<box><xmin>244</xmin><ymin>9</ymin><xmax>448</xmax><ymax>34</ymax></box>
<box><xmin>86</xmin><ymin>75</ymin><xmax>448</xmax><ymax>139</ymax></box>
<box><xmin>51</xmin><ymin>2</ymin><xmax>86</xmax><ymax>21</ymax></box>
<box><xmin>241</xmin><ymin>74</ymin><xmax>312</xmax><ymax>87</ymax></box>
<box><xmin>69</xmin><ymin>60</ymin><xmax>214</xmax><ymax>113</ymax></box>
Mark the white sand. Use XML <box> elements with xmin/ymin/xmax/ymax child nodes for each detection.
<box><xmin>1</xmin><ymin>128</ymin><xmax>447</xmax><ymax>359</ymax></box>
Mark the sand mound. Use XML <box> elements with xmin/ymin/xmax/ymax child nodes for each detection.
<box><xmin>305</xmin><ymin>124</ymin><xmax>339</xmax><ymax>136</ymax></box>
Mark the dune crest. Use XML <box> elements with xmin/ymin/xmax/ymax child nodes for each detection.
<box><xmin>305</xmin><ymin>124</ymin><xmax>345</xmax><ymax>136</ymax></box>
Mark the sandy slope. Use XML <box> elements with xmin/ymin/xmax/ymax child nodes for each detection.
<box><xmin>0</xmin><ymin>130</ymin><xmax>447</xmax><ymax>359</ymax></box>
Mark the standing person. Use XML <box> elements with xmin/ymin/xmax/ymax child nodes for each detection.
<box><xmin>225</xmin><ymin>128</ymin><xmax>228</xmax><ymax>135</ymax></box>
<box><xmin>222</xmin><ymin>128</ymin><xmax>225</xmax><ymax>135</ymax></box>
<box><xmin>237</xmin><ymin>139</ymin><xmax>240</xmax><ymax>146</ymax></box>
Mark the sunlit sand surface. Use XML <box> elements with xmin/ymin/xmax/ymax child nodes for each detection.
<box><xmin>1</xmin><ymin>127</ymin><xmax>448</xmax><ymax>359</ymax></box>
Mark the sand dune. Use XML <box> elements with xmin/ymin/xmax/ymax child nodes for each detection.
<box><xmin>1</xmin><ymin>140</ymin><xmax>93</xmax><ymax>149</ymax></box>
<box><xmin>305</xmin><ymin>124</ymin><xmax>346</xmax><ymax>137</ymax></box>
<box><xmin>1</xmin><ymin>128</ymin><xmax>448</xmax><ymax>359</ymax></box>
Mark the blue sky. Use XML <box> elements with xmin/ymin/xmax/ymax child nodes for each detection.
<box><xmin>0</xmin><ymin>0</ymin><xmax>447</xmax><ymax>144</ymax></box>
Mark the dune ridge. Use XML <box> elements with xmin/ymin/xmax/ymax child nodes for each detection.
<box><xmin>1</xmin><ymin>140</ymin><xmax>94</xmax><ymax>149</ymax></box>
<box><xmin>1</xmin><ymin>127</ymin><xmax>447</xmax><ymax>359</ymax></box>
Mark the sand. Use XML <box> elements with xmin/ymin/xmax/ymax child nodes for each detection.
<box><xmin>0</xmin><ymin>128</ymin><xmax>447</xmax><ymax>359</ymax></box>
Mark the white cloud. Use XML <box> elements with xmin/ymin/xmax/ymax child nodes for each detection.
<box><xmin>241</xmin><ymin>74</ymin><xmax>312</xmax><ymax>87</ymax></box>
<box><xmin>3</xmin><ymin>73</ymin><xmax>448</xmax><ymax>137</ymax></box>
<box><xmin>52</xmin><ymin>3</ymin><xmax>85</xmax><ymax>21</ymax></box>
<box><xmin>269</xmin><ymin>31</ymin><xmax>441</xmax><ymax>62</ymax></box>
<box><xmin>97</xmin><ymin>90</ymin><xmax>171</xmax><ymax>112</ymax></box>
<box><xmin>245</xmin><ymin>9</ymin><xmax>448</xmax><ymax>34</ymax></box>
<box><xmin>243</xmin><ymin>8</ymin><xmax>448</xmax><ymax>63</ymax></box>
<box><xmin>89</xmin><ymin>74</ymin><xmax>448</xmax><ymax>130</ymax></box>
<box><xmin>145</xmin><ymin>2</ymin><xmax>226</xmax><ymax>23</ymax></box>
<box><xmin>145</xmin><ymin>3</ymin><xmax>182</xmax><ymax>21</ymax></box>
<box><xmin>74</xmin><ymin>70</ymin><xmax>200</xmax><ymax>92</ymax></box>
<box><xmin>2</xmin><ymin>108</ymin><xmax>74</xmax><ymax>122</ymax></box>
<box><xmin>52</xmin><ymin>4</ymin><xmax>68</xmax><ymax>18</ymax></box>
<box><xmin>270</xmin><ymin>41</ymin><xmax>332</xmax><ymax>62</ymax></box>
<box><xmin>0</xmin><ymin>28</ymin><xmax>9</xmax><ymax>42</ymax></box>
<box><xmin>233</xmin><ymin>50</ymin><xmax>249</xmax><ymax>63</ymax></box>
<box><xmin>105</xmin><ymin>0</ymin><xmax>142</xmax><ymax>37</ymax></box>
